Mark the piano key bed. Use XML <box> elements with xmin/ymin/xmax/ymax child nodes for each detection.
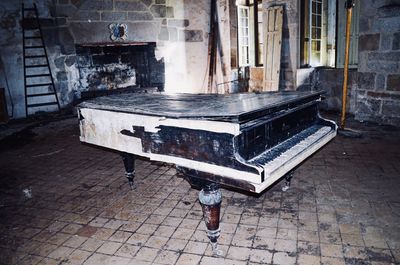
<box><xmin>78</xmin><ymin>90</ymin><xmax>337</xmax><ymax>255</ymax></box>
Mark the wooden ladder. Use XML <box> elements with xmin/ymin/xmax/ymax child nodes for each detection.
<box><xmin>22</xmin><ymin>3</ymin><xmax>60</xmax><ymax>117</ymax></box>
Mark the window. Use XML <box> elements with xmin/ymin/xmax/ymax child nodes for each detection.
<box><xmin>300</xmin><ymin>0</ymin><xmax>359</xmax><ymax>68</ymax></box>
<box><xmin>237</xmin><ymin>0</ymin><xmax>263</xmax><ymax>67</ymax></box>
<box><xmin>238</xmin><ymin>6</ymin><xmax>250</xmax><ymax>66</ymax></box>
<box><xmin>336</xmin><ymin>0</ymin><xmax>359</xmax><ymax>68</ymax></box>
<box><xmin>256</xmin><ymin>2</ymin><xmax>263</xmax><ymax>65</ymax></box>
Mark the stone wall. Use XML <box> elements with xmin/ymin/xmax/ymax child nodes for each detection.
<box><xmin>297</xmin><ymin>68</ymin><xmax>358</xmax><ymax>113</ymax></box>
<box><xmin>355</xmin><ymin>0</ymin><xmax>400</xmax><ymax>126</ymax></box>
<box><xmin>0</xmin><ymin>0</ymin><xmax>233</xmax><ymax>118</ymax></box>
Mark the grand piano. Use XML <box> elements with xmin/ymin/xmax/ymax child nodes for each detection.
<box><xmin>78</xmin><ymin>90</ymin><xmax>337</xmax><ymax>255</ymax></box>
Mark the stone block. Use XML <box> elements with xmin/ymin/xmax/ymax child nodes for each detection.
<box><xmin>55</xmin><ymin>57</ymin><xmax>66</xmax><ymax>70</ymax></box>
<box><xmin>366</xmin><ymin>91</ymin><xmax>400</xmax><ymax>100</ymax></box>
<box><xmin>375</xmin><ymin>74</ymin><xmax>386</xmax><ymax>90</ymax></box>
<box><xmin>158</xmin><ymin>27</ymin><xmax>169</xmax><ymax>41</ymax></box>
<box><xmin>57</xmin><ymin>71</ymin><xmax>68</xmax><ymax>81</ymax></box>
<box><xmin>70</xmin><ymin>21</ymin><xmax>159</xmax><ymax>43</ymax></box>
<box><xmin>357</xmin><ymin>72</ymin><xmax>376</xmax><ymax>90</ymax></box>
<box><xmin>42</xmin><ymin>28</ymin><xmax>59</xmax><ymax>47</ymax></box>
<box><xmin>335</xmin><ymin>84</ymin><xmax>346</xmax><ymax>98</ymax></box>
<box><xmin>56</xmin><ymin>18</ymin><xmax>67</xmax><ymax>26</ymax></box>
<box><xmin>168</xmin><ymin>27</ymin><xmax>178</xmax><ymax>41</ymax></box>
<box><xmin>101</xmin><ymin>11</ymin><xmax>127</xmax><ymax>21</ymax></box>
<box><xmin>377</xmin><ymin>5</ymin><xmax>400</xmax><ymax>18</ymax></box>
<box><xmin>56</xmin><ymin>81</ymin><xmax>69</xmax><ymax>98</ymax></box>
<box><xmin>65</xmin><ymin>56</ymin><xmax>77</xmax><ymax>67</ymax></box>
<box><xmin>150</xmin><ymin>5</ymin><xmax>166</xmax><ymax>17</ymax></box>
<box><xmin>58</xmin><ymin>28</ymin><xmax>76</xmax><ymax>55</ymax></box>
<box><xmin>166</xmin><ymin>6</ymin><xmax>174</xmax><ymax>18</ymax></box>
<box><xmin>356</xmin><ymin>98</ymin><xmax>382</xmax><ymax>116</ymax></box>
<box><xmin>387</xmin><ymin>74</ymin><xmax>400</xmax><ymax>91</ymax></box>
<box><xmin>115</xmin><ymin>0</ymin><xmax>148</xmax><ymax>11</ymax></box>
<box><xmin>77</xmin><ymin>0</ymin><xmax>113</xmax><ymax>10</ymax></box>
<box><xmin>127</xmin><ymin>12</ymin><xmax>153</xmax><ymax>21</ymax></box>
<box><xmin>141</xmin><ymin>0</ymin><xmax>153</xmax><ymax>7</ymax></box>
<box><xmin>178</xmin><ymin>30</ymin><xmax>203</xmax><ymax>42</ymax></box>
<box><xmin>368</xmin><ymin>51</ymin><xmax>400</xmax><ymax>62</ymax></box>
<box><xmin>39</xmin><ymin>18</ymin><xmax>56</xmax><ymax>28</ymax></box>
<box><xmin>71</xmin><ymin>11</ymin><xmax>101</xmax><ymax>21</ymax></box>
<box><xmin>366</xmin><ymin>60</ymin><xmax>398</xmax><ymax>73</ymax></box>
<box><xmin>359</xmin><ymin>34</ymin><xmax>380</xmax><ymax>51</ymax></box>
<box><xmin>359</xmin><ymin>17</ymin><xmax>371</xmax><ymax>32</ymax></box>
<box><xmin>382</xmin><ymin>100</ymin><xmax>400</xmax><ymax>117</ymax></box>
<box><xmin>380</xmin><ymin>34</ymin><xmax>392</xmax><ymax>50</ymax></box>
<box><xmin>372</xmin><ymin>17</ymin><xmax>400</xmax><ymax>32</ymax></box>
<box><xmin>71</xmin><ymin>0</ymin><xmax>82</xmax><ymax>8</ymax></box>
<box><xmin>319</xmin><ymin>68</ymin><xmax>344</xmax><ymax>84</ymax></box>
<box><xmin>393</xmin><ymin>32</ymin><xmax>400</xmax><ymax>50</ymax></box>
<box><xmin>168</xmin><ymin>19</ymin><xmax>189</xmax><ymax>28</ymax></box>
<box><xmin>52</xmin><ymin>4</ymin><xmax>77</xmax><ymax>17</ymax></box>
<box><xmin>150</xmin><ymin>61</ymin><xmax>165</xmax><ymax>84</ymax></box>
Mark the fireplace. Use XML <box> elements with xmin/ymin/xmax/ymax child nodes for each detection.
<box><xmin>75</xmin><ymin>42</ymin><xmax>164</xmax><ymax>99</ymax></box>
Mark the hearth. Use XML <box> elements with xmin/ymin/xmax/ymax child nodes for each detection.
<box><xmin>75</xmin><ymin>42</ymin><xmax>164</xmax><ymax>97</ymax></box>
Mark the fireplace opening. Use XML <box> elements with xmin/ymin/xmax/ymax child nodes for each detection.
<box><xmin>75</xmin><ymin>42</ymin><xmax>164</xmax><ymax>99</ymax></box>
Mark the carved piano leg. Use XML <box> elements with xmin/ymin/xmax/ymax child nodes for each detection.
<box><xmin>282</xmin><ymin>171</ymin><xmax>294</xmax><ymax>192</ymax></box>
<box><xmin>198</xmin><ymin>183</ymin><xmax>223</xmax><ymax>256</ymax></box>
<box><xmin>121</xmin><ymin>152</ymin><xmax>135</xmax><ymax>190</ymax></box>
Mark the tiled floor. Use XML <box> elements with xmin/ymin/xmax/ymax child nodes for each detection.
<box><xmin>0</xmin><ymin>116</ymin><xmax>399</xmax><ymax>265</ymax></box>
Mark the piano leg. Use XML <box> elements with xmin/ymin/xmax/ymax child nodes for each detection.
<box><xmin>198</xmin><ymin>183</ymin><xmax>223</xmax><ymax>256</ymax></box>
<box><xmin>121</xmin><ymin>152</ymin><xmax>135</xmax><ymax>190</ymax></box>
<box><xmin>282</xmin><ymin>171</ymin><xmax>294</xmax><ymax>192</ymax></box>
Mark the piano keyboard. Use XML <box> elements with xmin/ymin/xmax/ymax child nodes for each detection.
<box><xmin>249</xmin><ymin>125</ymin><xmax>335</xmax><ymax>178</ymax></box>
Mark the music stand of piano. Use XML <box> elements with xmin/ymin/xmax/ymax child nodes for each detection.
<box><xmin>78</xmin><ymin>90</ymin><xmax>337</xmax><ymax>255</ymax></box>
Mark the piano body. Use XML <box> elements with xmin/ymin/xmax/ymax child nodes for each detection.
<box><xmin>78</xmin><ymin>90</ymin><xmax>337</xmax><ymax>255</ymax></box>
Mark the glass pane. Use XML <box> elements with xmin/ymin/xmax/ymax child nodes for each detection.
<box><xmin>317</xmin><ymin>2</ymin><xmax>322</xmax><ymax>14</ymax></box>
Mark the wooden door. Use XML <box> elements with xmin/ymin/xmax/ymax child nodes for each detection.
<box><xmin>263</xmin><ymin>6</ymin><xmax>283</xmax><ymax>91</ymax></box>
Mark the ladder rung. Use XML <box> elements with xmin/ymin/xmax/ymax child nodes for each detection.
<box><xmin>24</xmin><ymin>46</ymin><xmax>44</xmax><ymax>49</ymax></box>
<box><xmin>27</xmin><ymin>102</ymin><xmax>58</xmax><ymax>108</ymax></box>
<box><xmin>24</xmin><ymin>36</ymin><xmax>41</xmax><ymax>39</ymax></box>
<box><xmin>26</xmin><ymin>74</ymin><xmax>51</xmax><ymax>78</ymax></box>
<box><xmin>25</xmin><ymin>55</ymin><xmax>46</xmax><ymax>58</ymax></box>
<box><xmin>27</xmin><ymin>93</ymin><xmax>55</xmax><ymax>98</ymax></box>
<box><xmin>26</xmin><ymin>64</ymin><xmax>48</xmax><ymax>68</ymax></box>
<box><xmin>26</xmin><ymin>83</ymin><xmax>53</xmax><ymax>88</ymax></box>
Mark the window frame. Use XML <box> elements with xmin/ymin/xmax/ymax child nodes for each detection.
<box><xmin>238</xmin><ymin>5</ymin><xmax>251</xmax><ymax>66</ymax></box>
<box><xmin>299</xmin><ymin>0</ymin><xmax>359</xmax><ymax>69</ymax></box>
<box><xmin>237</xmin><ymin>0</ymin><xmax>264</xmax><ymax>67</ymax></box>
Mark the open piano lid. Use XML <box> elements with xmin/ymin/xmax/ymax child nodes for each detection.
<box><xmin>78</xmin><ymin>90</ymin><xmax>324</xmax><ymax>123</ymax></box>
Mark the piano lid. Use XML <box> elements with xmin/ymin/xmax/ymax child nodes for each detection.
<box><xmin>78</xmin><ymin>90</ymin><xmax>325</xmax><ymax>122</ymax></box>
